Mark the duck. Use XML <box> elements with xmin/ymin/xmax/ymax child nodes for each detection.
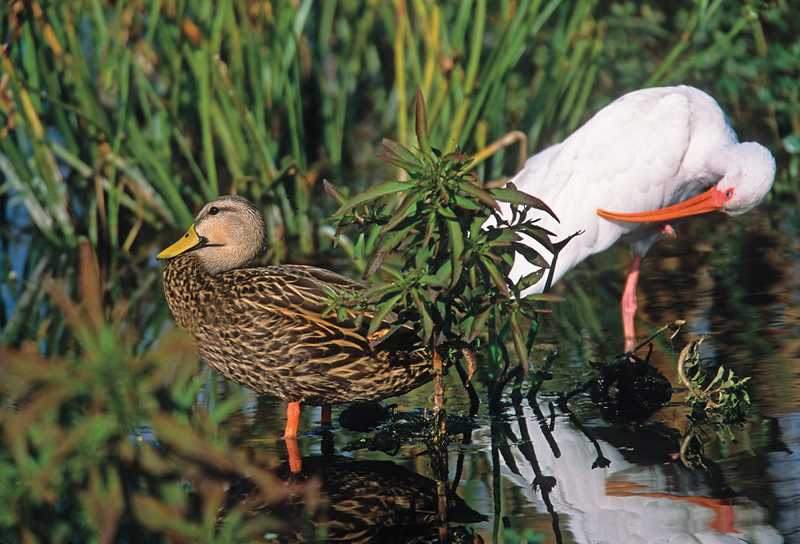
<box><xmin>156</xmin><ymin>195</ymin><xmax>431</xmax><ymax>445</ymax></box>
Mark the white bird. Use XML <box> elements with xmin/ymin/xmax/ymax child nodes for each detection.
<box><xmin>503</xmin><ymin>85</ymin><xmax>776</xmax><ymax>351</ymax></box>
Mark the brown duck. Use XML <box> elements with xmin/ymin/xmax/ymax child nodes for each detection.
<box><xmin>157</xmin><ymin>196</ymin><xmax>431</xmax><ymax>442</ymax></box>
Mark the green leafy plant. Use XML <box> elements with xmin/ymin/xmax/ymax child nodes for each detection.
<box><xmin>678</xmin><ymin>336</ymin><xmax>751</xmax><ymax>424</ymax></box>
<box><xmin>327</xmin><ymin>91</ymin><xmax>574</xmax><ymax>414</ymax></box>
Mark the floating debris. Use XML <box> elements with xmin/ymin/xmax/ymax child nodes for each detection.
<box><xmin>556</xmin><ymin>320</ymin><xmax>682</xmax><ymax>421</ymax></box>
<box><xmin>589</xmin><ymin>351</ymin><xmax>673</xmax><ymax>421</ymax></box>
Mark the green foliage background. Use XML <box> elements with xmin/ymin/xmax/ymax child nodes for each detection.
<box><xmin>0</xmin><ymin>0</ymin><xmax>798</xmax><ymax>541</ymax></box>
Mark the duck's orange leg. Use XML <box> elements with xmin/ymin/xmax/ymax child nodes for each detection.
<box><xmin>284</xmin><ymin>401</ymin><xmax>302</xmax><ymax>474</ymax></box>
<box><xmin>284</xmin><ymin>401</ymin><xmax>301</xmax><ymax>438</ymax></box>
<box><xmin>320</xmin><ymin>404</ymin><xmax>332</xmax><ymax>427</ymax></box>
<box><xmin>285</xmin><ymin>438</ymin><xmax>302</xmax><ymax>474</ymax></box>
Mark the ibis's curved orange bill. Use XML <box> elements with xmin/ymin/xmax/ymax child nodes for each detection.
<box><xmin>597</xmin><ymin>187</ymin><xmax>727</xmax><ymax>223</ymax></box>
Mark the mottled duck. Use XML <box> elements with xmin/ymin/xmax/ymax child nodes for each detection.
<box><xmin>157</xmin><ymin>196</ymin><xmax>431</xmax><ymax>442</ymax></box>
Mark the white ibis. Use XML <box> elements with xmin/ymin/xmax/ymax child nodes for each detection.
<box><xmin>503</xmin><ymin>86</ymin><xmax>776</xmax><ymax>351</ymax></box>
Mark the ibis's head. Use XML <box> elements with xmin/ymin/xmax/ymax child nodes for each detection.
<box><xmin>713</xmin><ymin>142</ymin><xmax>776</xmax><ymax>216</ymax></box>
<box><xmin>597</xmin><ymin>141</ymin><xmax>776</xmax><ymax>224</ymax></box>
<box><xmin>157</xmin><ymin>195</ymin><xmax>265</xmax><ymax>275</ymax></box>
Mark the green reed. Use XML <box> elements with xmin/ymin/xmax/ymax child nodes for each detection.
<box><xmin>1</xmin><ymin>1</ymin><xmax>795</xmax><ymax>266</ymax></box>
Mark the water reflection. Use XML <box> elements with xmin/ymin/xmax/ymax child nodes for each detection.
<box><xmin>228</xmin><ymin>451</ymin><xmax>485</xmax><ymax>543</ymax></box>
<box><xmin>220</xmin><ymin>383</ymin><xmax>790</xmax><ymax>543</ymax></box>
<box><xmin>479</xmin><ymin>397</ymin><xmax>783</xmax><ymax>543</ymax></box>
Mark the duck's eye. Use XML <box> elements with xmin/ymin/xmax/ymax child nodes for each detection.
<box><xmin>724</xmin><ymin>188</ymin><xmax>734</xmax><ymax>200</ymax></box>
<box><xmin>209</xmin><ymin>206</ymin><xmax>220</xmax><ymax>215</ymax></box>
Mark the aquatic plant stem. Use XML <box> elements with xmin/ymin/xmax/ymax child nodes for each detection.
<box><xmin>321</xmin><ymin>404</ymin><xmax>332</xmax><ymax>427</ymax></box>
<box><xmin>429</xmin><ymin>346</ymin><xmax>449</xmax><ymax>543</ymax></box>
<box><xmin>432</xmin><ymin>348</ymin><xmax>446</xmax><ymax>437</ymax></box>
<box><xmin>626</xmin><ymin>319</ymin><xmax>686</xmax><ymax>356</ymax></box>
<box><xmin>677</xmin><ymin>339</ymin><xmax>700</xmax><ymax>393</ymax></box>
<box><xmin>468</xmin><ymin>130</ymin><xmax>528</xmax><ymax>172</ymax></box>
<box><xmin>455</xmin><ymin>349</ymin><xmax>480</xmax><ymax>416</ymax></box>
<box><xmin>436</xmin><ymin>474</ymin><xmax>448</xmax><ymax>543</ymax></box>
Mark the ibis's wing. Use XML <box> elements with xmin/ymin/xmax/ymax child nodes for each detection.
<box><xmin>505</xmin><ymin>87</ymin><xmax>710</xmax><ymax>291</ymax></box>
<box><xmin>513</xmin><ymin>87</ymin><xmax>698</xmax><ymax>218</ymax></box>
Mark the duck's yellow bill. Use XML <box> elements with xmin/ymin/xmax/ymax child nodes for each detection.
<box><xmin>157</xmin><ymin>224</ymin><xmax>201</xmax><ymax>260</ymax></box>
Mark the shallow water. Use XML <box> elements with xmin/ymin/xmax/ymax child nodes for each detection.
<box><xmin>207</xmin><ymin>204</ymin><xmax>800</xmax><ymax>543</ymax></box>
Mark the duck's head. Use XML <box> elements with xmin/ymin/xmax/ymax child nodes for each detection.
<box><xmin>157</xmin><ymin>195</ymin><xmax>265</xmax><ymax>274</ymax></box>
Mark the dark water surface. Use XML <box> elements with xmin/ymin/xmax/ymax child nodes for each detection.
<box><xmin>207</xmin><ymin>205</ymin><xmax>799</xmax><ymax>543</ymax></box>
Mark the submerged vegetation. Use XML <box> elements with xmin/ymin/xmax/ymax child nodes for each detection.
<box><xmin>1</xmin><ymin>0</ymin><xmax>798</xmax><ymax>541</ymax></box>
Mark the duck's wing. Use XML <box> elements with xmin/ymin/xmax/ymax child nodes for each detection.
<box><xmin>255</xmin><ymin>265</ymin><xmax>421</xmax><ymax>348</ymax></box>
<box><xmin>221</xmin><ymin>265</ymin><xmax>422</xmax><ymax>360</ymax></box>
<box><xmin>224</xmin><ymin>264</ymin><xmax>361</xmax><ymax>314</ymax></box>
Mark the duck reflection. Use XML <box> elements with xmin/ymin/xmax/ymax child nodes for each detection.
<box><xmin>482</xmin><ymin>396</ymin><xmax>783</xmax><ymax>544</ymax></box>
<box><xmin>227</xmin><ymin>454</ymin><xmax>485</xmax><ymax>543</ymax></box>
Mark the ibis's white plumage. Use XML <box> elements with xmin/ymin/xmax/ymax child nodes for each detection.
<box><xmin>504</xmin><ymin>85</ymin><xmax>776</xmax><ymax>298</ymax></box>
<box><xmin>499</xmin><ymin>85</ymin><xmax>776</xmax><ymax>350</ymax></box>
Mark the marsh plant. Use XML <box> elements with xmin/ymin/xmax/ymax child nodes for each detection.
<box><xmin>327</xmin><ymin>92</ymin><xmax>572</xmax><ymax>416</ymax></box>
<box><xmin>678</xmin><ymin>337</ymin><xmax>752</xmax><ymax>425</ymax></box>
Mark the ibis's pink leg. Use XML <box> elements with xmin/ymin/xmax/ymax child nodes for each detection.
<box><xmin>622</xmin><ymin>255</ymin><xmax>642</xmax><ymax>352</ymax></box>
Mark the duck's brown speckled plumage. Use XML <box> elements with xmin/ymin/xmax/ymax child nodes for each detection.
<box><xmin>162</xmin><ymin>253</ymin><xmax>431</xmax><ymax>405</ymax></box>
